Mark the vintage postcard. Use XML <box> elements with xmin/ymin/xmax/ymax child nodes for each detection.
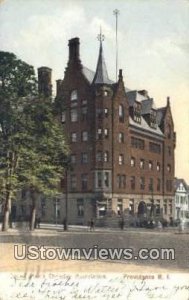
<box><xmin>0</xmin><ymin>0</ymin><xmax>189</xmax><ymax>299</ymax></box>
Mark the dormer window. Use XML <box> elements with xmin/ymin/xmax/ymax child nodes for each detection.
<box><xmin>133</xmin><ymin>102</ymin><xmax>141</xmax><ymax>124</ymax></box>
<box><xmin>71</xmin><ymin>90</ymin><xmax>78</xmax><ymax>101</ymax></box>
<box><xmin>150</xmin><ymin>109</ymin><xmax>157</xmax><ymax>129</ymax></box>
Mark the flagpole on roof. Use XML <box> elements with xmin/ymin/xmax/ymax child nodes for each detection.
<box><xmin>113</xmin><ymin>9</ymin><xmax>120</xmax><ymax>82</ymax></box>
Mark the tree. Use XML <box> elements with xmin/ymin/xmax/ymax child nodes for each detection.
<box><xmin>0</xmin><ymin>51</ymin><xmax>37</xmax><ymax>231</ymax></box>
<box><xmin>18</xmin><ymin>97</ymin><xmax>68</xmax><ymax>231</ymax></box>
<box><xmin>0</xmin><ymin>51</ymin><xmax>68</xmax><ymax>231</ymax></box>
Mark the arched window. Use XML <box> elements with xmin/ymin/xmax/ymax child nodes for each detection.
<box><xmin>70</xmin><ymin>90</ymin><xmax>78</xmax><ymax>101</ymax></box>
<box><xmin>119</xmin><ymin>104</ymin><xmax>124</xmax><ymax>122</ymax></box>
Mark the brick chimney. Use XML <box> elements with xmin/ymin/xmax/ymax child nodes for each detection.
<box><xmin>38</xmin><ymin>66</ymin><xmax>52</xmax><ymax>97</ymax></box>
<box><xmin>68</xmin><ymin>37</ymin><xmax>80</xmax><ymax>62</ymax></box>
<box><xmin>56</xmin><ymin>79</ymin><xmax>62</xmax><ymax>97</ymax></box>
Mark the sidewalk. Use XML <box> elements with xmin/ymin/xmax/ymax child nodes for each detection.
<box><xmin>1</xmin><ymin>223</ymin><xmax>189</xmax><ymax>235</ymax></box>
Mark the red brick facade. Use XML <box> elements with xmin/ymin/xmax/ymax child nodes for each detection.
<box><xmin>53</xmin><ymin>37</ymin><xmax>176</xmax><ymax>225</ymax></box>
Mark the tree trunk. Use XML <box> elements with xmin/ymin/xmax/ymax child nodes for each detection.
<box><xmin>2</xmin><ymin>191</ymin><xmax>11</xmax><ymax>232</ymax></box>
<box><xmin>30</xmin><ymin>192</ymin><xmax>36</xmax><ymax>231</ymax></box>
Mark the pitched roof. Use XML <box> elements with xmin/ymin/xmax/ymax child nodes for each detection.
<box><xmin>129</xmin><ymin>116</ymin><xmax>164</xmax><ymax>136</ymax></box>
<box><xmin>82</xmin><ymin>66</ymin><xmax>95</xmax><ymax>84</ymax></box>
<box><xmin>174</xmin><ymin>178</ymin><xmax>189</xmax><ymax>192</ymax></box>
<box><xmin>156</xmin><ymin>107</ymin><xmax>166</xmax><ymax>125</ymax></box>
<box><xmin>93</xmin><ymin>42</ymin><xmax>113</xmax><ymax>85</ymax></box>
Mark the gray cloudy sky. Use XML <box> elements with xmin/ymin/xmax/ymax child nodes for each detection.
<box><xmin>0</xmin><ymin>0</ymin><xmax>189</xmax><ymax>181</ymax></box>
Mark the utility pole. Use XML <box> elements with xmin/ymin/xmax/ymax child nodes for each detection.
<box><xmin>113</xmin><ymin>9</ymin><xmax>120</xmax><ymax>82</ymax></box>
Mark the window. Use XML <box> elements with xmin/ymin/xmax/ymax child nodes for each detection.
<box><xmin>156</xmin><ymin>200</ymin><xmax>160</xmax><ymax>215</ymax></box>
<box><xmin>81</xmin><ymin>174</ymin><xmax>88</xmax><ymax>190</ymax></box>
<box><xmin>140</xmin><ymin>177</ymin><xmax>145</xmax><ymax>190</ymax></box>
<box><xmin>61</xmin><ymin>111</ymin><xmax>66</xmax><ymax>123</ymax></box>
<box><xmin>71</xmin><ymin>90</ymin><xmax>78</xmax><ymax>101</ymax></box>
<box><xmin>149</xmin><ymin>178</ymin><xmax>153</xmax><ymax>191</ymax></box>
<box><xmin>164</xmin><ymin>200</ymin><xmax>167</xmax><ymax>215</ymax></box>
<box><xmin>119</xmin><ymin>154</ymin><xmax>124</xmax><ymax>165</ymax></box>
<box><xmin>77</xmin><ymin>199</ymin><xmax>84</xmax><ymax>217</ymax></box>
<box><xmin>157</xmin><ymin>178</ymin><xmax>161</xmax><ymax>191</ymax></box>
<box><xmin>71</xmin><ymin>154</ymin><xmax>76</xmax><ymax>164</ymax></box>
<box><xmin>104</xmin><ymin>129</ymin><xmax>109</xmax><ymax>138</ymax></box>
<box><xmin>96</xmin><ymin>108</ymin><xmax>103</xmax><ymax>119</ymax></box>
<box><xmin>81</xmin><ymin>107</ymin><xmax>87</xmax><ymax>121</ymax></box>
<box><xmin>104</xmin><ymin>172</ymin><xmax>109</xmax><ymax>188</ymax></box>
<box><xmin>117</xmin><ymin>174</ymin><xmax>126</xmax><ymax>188</ymax></box>
<box><xmin>149</xmin><ymin>142</ymin><xmax>161</xmax><ymax>154</ymax></box>
<box><xmin>131</xmin><ymin>176</ymin><xmax>135</xmax><ymax>190</ymax></box>
<box><xmin>131</xmin><ymin>137</ymin><xmax>145</xmax><ymax>150</ymax></box>
<box><xmin>150</xmin><ymin>110</ymin><xmax>157</xmax><ymax>129</ymax></box>
<box><xmin>157</xmin><ymin>162</ymin><xmax>160</xmax><ymax>172</ymax></box>
<box><xmin>131</xmin><ymin>157</ymin><xmax>135</xmax><ymax>167</ymax></box>
<box><xmin>71</xmin><ymin>109</ymin><xmax>78</xmax><ymax>122</ymax></box>
<box><xmin>97</xmin><ymin>128</ymin><xmax>102</xmax><ymax>140</ymax></box>
<box><xmin>169</xmin><ymin>203</ymin><xmax>172</xmax><ymax>214</ymax></box>
<box><xmin>82</xmin><ymin>99</ymin><xmax>87</xmax><ymax>106</ymax></box>
<box><xmin>140</xmin><ymin>159</ymin><xmax>144</xmax><ymax>169</ymax></box>
<box><xmin>119</xmin><ymin>104</ymin><xmax>124</xmax><ymax>122</ymax></box>
<box><xmin>71</xmin><ymin>132</ymin><xmax>77</xmax><ymax>142</ymax></box>
<box><xmin>81</xmin><ymin>153</ymin><xmax>88</xmax><ymax>164</ymax></box>
<box><xmin>70</xmin><ymin>175</ymin><xmax>77</xmax><ymax>190</ymax></box>
<box><xmin>118</xmin><ymin>132</ymin><xmax>124</xmax><ymax>143</ymax></box>
<box><xmin>104</xmin><ymin>151</ymin><xmax>109</xmax><ymax>162</ymax></box>
<box><xmin>149</xmin><ymin>161</ymin><xmax>153</xmax><ymax>170</ymax></box>
<box><xmin>97</xmin><ymin>172</ymin><xmax>102</xmax><ymax>188</ymax></box>
<box><xmin>167</xmin><ymin>164</ymin><xmax>171</xmax><ymax>173</ymax></box>
<box><xmin>133</xmin><ymin>102</ymin><xmax>141</xmax><ymax>123</ymax></box>
<box><xmin>82</xmin><ymin>131</ymin><xmax>88</xmax><ymax>141</ymax></box>
<box><xmin>104</xmin><ymin>90</ymin><xmax>108</xmax><ymax>96</ymax></box>
<box><xmin>104</xmin><ymin>108</ymin><xmax>108</xmax><ymax>117</ymax></box>
<box><xmin>129</xmin><ymin>199</ymin><xmax>134</xmax><ymax>215</ymax></box>
<box><xmin>117</xmin><ymin>199</ymin><xmax>123</xmax><ymax>215</ymax></box>
<box><xmin>96</xmin><ymin>151</ymin><xmax>103</xmax><ymax>162</ymax></box>
<box><xmin>117</xmin><ymin>174</ymin><xmax>121</xmax><ymax>188</ymax></box>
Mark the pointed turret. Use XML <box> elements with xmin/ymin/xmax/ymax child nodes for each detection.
<box><xmin>93</xmin><ymin>31</ymin><xmax>112</xmax><ymax>85</ymax></box>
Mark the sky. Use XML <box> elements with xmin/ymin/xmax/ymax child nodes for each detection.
<box><xmin>0</xmin><ymin>0</ymin><xmax>189</xmax><ymax>182</ymax></box>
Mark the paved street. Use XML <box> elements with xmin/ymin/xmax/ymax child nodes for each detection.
<box><xmin>0</xmin><ymin>227</ymin><xmax>189</xmax><ymax>272</ymax></box>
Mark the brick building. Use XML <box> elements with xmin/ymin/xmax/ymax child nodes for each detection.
<box><xmin>39</xmin><ymin>37</ymin><xmax>176</xmax><ymax>225</ymax></box>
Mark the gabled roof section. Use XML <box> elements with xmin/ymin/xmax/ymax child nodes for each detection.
<box><xmin>174</xmin><ymin>178</ymin><xmax>189</xmax><ymax>192</ymax></box>
<box><xmin>93</xmin><ymin>42</ymin><xmax>113</xmax><ymax>85</ymax></box>
<box><xmin>156</xmin><ymin>107</ymin><xmax>166</xmax><ymax>125</ymax></box>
